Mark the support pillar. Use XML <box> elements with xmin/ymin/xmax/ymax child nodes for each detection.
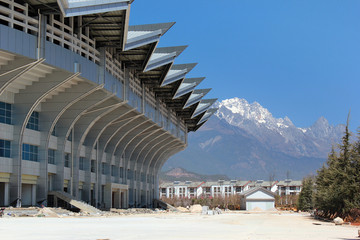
<box><xmin>31</xmin><ymin>184</ymin><xmax>36</xmax><ymax>206</ymax></box>
<box><xmin>4</xmin><ymin>182</ymin><xmax>9</xmax><ymax>206</ymax></box>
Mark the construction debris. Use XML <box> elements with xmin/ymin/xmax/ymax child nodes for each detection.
<box><xmin>189</xmin><ymin>204</ymin><xmax>202</xmax><ymax>213</ymax></box>
<box><xmin>334</xmin><ymin>217</ymin><xmax>344</xmax><ymax>225</ymax></box>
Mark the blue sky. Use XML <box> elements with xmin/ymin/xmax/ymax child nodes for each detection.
<box><xmin>130</xmin><ymin>0</ymin><xmax>360</xmax><ymax>131</ymax></box>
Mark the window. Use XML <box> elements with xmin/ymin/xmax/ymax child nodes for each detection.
<box><xmin>91</xmin><ymin>160</ymin><xmax>96</xmax><ymax>173</ymax></box>
<box><xmin>48</xmin><ymin>149</ymin><xmax>55</xmax><ymax>164</ymax></box>
<box><xmin>225</xmin><ymin>186</ymin><xmax>232</xmax><ymax>196</ymax></box>
<box><xmin>111</xmin><ymin>165</ymin><xmax>116</xmax><ymax>176</ymax></box>
<box><xmin>22</xmin><ymin>144</ymin><xmax>38</xmax><ymax>162</ymax></box>
<box><xmin>26</xmin><ymin>111</ymin><xmax>39</xmax><ymax>131</ymax></box>
<box><xmin>120</xmin><ymin>167</ymin><xmax>124</xmax><ymax>178</ymax></box>
<box><xmin>101</xmin><ymin>162</ymin><xmax>106</xmax><ymax>175</ymax></box>
<box><xmin>64</xmin><ymin>153</ymin><xmax>70</xmax><ymax>167</ymax></box>
<box><xmin>67</xmin><ymin>130</ymin><xmax>72</xmax><ymax>141</ymax></box>
<box><xmin>0</xmin><ymin>102</ymin><xmax>12</xmax><ymax>124</ymax></box>
<box><xmin>51</xmin><ymin>125</ymin><xmax>56</xmax><ymax>136</ymax></box>
<box><xmin>290</xmin><ymin>186</ymin><xmax>296</xmax><ymax>191</ymax></box>
<box><xmin>214</xmin><ymin>187</ymin><xmax>221</xmax><ymax>196</ymax></box>
<box><xmin>127</xmin><ymin>169</ymin><xmax>131</xmax><ymax>180</ymax></box>
<box><xmin>169</xmin><ymin>188</ymin><xmax>174</xmax><ymax>198</ymax></box>
<box><xmin>79</xmin><ymin>157</ymin><xmax>85</xmax><ymax>170</ymax></box>
<box><xmin>0</xmin><ymin>139</ymin><xmax>10</xmax><ymax>158</ymax></box>
<box><xmin>141</xmin><ymin>173</ymin><xmax>145</xmax><ymax>182</ymax></box>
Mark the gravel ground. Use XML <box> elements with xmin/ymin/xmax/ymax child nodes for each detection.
<box><xmin>0</xmin><ymin>212</ymin><xmax>359</xmax><ymax>240</ymax></box>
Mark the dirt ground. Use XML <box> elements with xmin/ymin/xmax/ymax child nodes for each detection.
<box><xmin>1</xmin><ymin>211</ymin><xmax>359</xmax><ymax>240</ymax></box>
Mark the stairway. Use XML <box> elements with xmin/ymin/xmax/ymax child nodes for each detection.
<box><xmin>154</xmin><ymin>199</ymin><xmax>178</xmax><ymax>211</ymax></box>
<box><xmin>48</xmin><ymin>191</ymin><xmax>101</xmax><ymax>214</ymax></box>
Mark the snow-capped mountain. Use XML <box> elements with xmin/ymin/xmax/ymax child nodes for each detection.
<box><xmin>213</xmin><ymin>97</ymin><xmax>344</xmax><ymax>158</ymax></box>
<box><xmin>164</xmin><ymin>97</ymin><xmax>345</xmax><ymax>179</ymax></box>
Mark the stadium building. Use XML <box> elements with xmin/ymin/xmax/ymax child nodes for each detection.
<box><xmin>0</xmin><ymin>0</ymin><xmax>216</xmax><ymax>209</ymax></box>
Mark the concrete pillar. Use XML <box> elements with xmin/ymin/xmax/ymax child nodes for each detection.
<box><xmin>4</xmin><ymin>182</ymin><xmax>9</xmax><ymax>206</ymax></box>
<box><xmin>31</xmin><ymin>184</ymin><xmax>36</xmax><ymax>206</ymax></box>
<box><xmin>114</xmin><ymin>190</ymin><xmax>120</xmax><ymax>208</ymax></box>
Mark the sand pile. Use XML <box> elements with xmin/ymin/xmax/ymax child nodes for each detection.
<box><xmin>189</xmin><ymin>204</ymin><xmax>202</xmax><ymax>213</ymax></box>
<box><xmin>176</xmin><ymin>207</ymin><xmax>189</xmax><ymax>212</ymax></box>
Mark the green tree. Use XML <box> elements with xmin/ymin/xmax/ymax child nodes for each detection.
<box><xmin>298</xmin><ymin>176</ymin><xmax>314</xmax><ymax>211</ymax></box>
<box><xmin>314</xmin><ymin>119</ymin><xmax>360</xmax><ymax>218</ymax></box>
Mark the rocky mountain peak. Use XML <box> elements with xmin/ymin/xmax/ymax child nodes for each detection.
<box><xmin>212</xmin><ymin>97</ymin><xmax>345</xmax><ymax>158</ymax></box>
<box><xmin>165</xmin><ymin>97</ymin><xmax>345</xmax><ymax>179</ymax></box>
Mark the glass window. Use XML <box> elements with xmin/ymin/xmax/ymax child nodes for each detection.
<box><xmin>101</xmin><ymin>162</ymin><xmax>106</xmax><ymax>175</ymax></box>
<box><xmin>67</xmin><ymin>130</ymin><xmax>72</xmax><ymax>141</ymax></box>
<box><xmin>91</xmin><ymin>160</ymin><xmax>96</xmax><ymax>173</ymax></box>
<box><xmin>51</xmin><ymin>125</ymin><xmax>56</xmax><ymax>136</ymax></box>
<box><xmin>64</xmin><ymin>153</ymin><xmax>70</xmax><ymax>167</ymax></box>
<box><xmin>0</xmin><ymin>139</ymin><xmax>11</xmax><ymax>158</ymax></box>
<box><xmin>141</xmin><ymin>173</ymin><xmax>145</xmax><ymax>182</ymax></box>
<box><xmin>26</xmin><ymin>111</ymin><xmax>39</xmax><ymax>131</ymax></box>
<box><xmin>120</xmin><ymin>167</ymin><xmax>124</xmax><ymax>178</ymax></box>
<box><xmin>79</xmin><ymin>157</ymin><xmax>85</xmax><ymax>170</ymax></box>
<box><xmin>48</xmin><ymin>149</ymin><xmax>55</xmax><ymax>164</ymax></box>
<box><xmin>22</xmin><ymin>144</ymin><xmax>38</xmax><ymax>162</ymax></box>
<box><xmin>111</xmin><ymin>165</ymin><xmax>116</xmax><ymax>176</ymax></box>
<box><xmin>0</xmin><ymin>102</ymin><xmax>12</xmax><ymax>125</ymax></box>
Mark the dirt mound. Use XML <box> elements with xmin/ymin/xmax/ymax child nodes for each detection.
<box><xmin>176</xmin><ymin>207</ymin><xmax>189</xmax><ymax>212</ymax></box>
<box><xmin>189</xmin><ymin>204</ymin><xmax>202</xmax><ymax>213</ymax></box>
<box><xmin>252</xmin><ymin>207</ymin><xmax>263</xmax><ymax>211</ymax></box>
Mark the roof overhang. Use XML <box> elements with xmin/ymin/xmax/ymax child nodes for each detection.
<box><xmin>57</xmin><ymin>0</ymin><xmax>131</xmax><ymax>17</ymax></box>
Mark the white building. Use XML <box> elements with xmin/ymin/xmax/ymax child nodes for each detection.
<box><xmin>249</xmin><ymin>180</ymin><xmax>278</xmax><ymax>193</ymax></box>
<box><xmin>159</xmin><ymin>180</ymin><xmax>251</xmax><ymax>199</ymax></box>
<box><xmin>159</xmin><ymin>179</ymin><xmax>302</xmax><ymax>200</ymax></box>
<box><xmin>240</xmin><ymin>187</ymin><xmax>275</xmax><ymax>211</ymax></box>
<box><xmin>277</xmin><ymin>180</ymin><xmax>302</xmax><ymax>196</ymax></box>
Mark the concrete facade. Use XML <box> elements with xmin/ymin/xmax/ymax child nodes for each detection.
<box><xmin>0</xmin><ymin>0</ymin><xmax>216</xmax><ymax>209</ymax></box>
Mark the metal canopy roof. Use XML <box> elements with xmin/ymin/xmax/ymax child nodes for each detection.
<box><xmin>120</xmin><ymin>23</ymin><xmax>176</xmax><ymax>71</ymax></box>
<box><xmin>184</xmin><ymin>88</ymin><xmax>211</xmax><ymax>109</ymax></box>
<box><xmin>174</xmin><ymin>77</ymin><xmax>205</xmax><ymax>99</ymax></box>
<box><xmin>57</xmin><ymin>0</ymin><xmax>131</xmax><ymax>17</ymax></box>
<box><xmin>145</xmin><ymin>46</ymin><xmax>187</xmax><ymax>72</ymax></box>
<box><xmin>20</xmin><ymin>0</ymin><xmax>216</xmax><ymax>132</ymax></box>
<box><xmin>198</xmin><ymin>108</ymin><xmax>217</xmax><ymax>125</ymax></box>
<box><xmin>161</xmin><ymin>63</ymin><xmax>197</xmax><ymax>86</ymax></box>
<box><xmin>192</xmin><ymin>98</ymin><xmax>218</xmax><ymax>118</ymax></box>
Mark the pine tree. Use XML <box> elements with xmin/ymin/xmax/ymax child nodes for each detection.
<box><xmin>298</xmin><ymin>176</ymin><xmax>314</xmax><ymax>211</ymax></box>
<box><xmin>314</xmin><ymin>118</ymin><xmax>360</xmax><ymax>218</ymax></box>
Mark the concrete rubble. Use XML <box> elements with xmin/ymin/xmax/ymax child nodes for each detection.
<box><xmin>0</xmin><ymin>203</ymin><xmax>225</xmax><ymax>218</ymax></box>
<box><xmin>0</xmin><ymin>206</ymin><xmax>178</xmax><ymax>218</ymax></box>
<box><xmin>201</xmin><ymin>206</ymin><xmax>222</xmax><ymax>215</ymax></box>
<box><xmin>333</xmin><ymin>217</ymin><xmax>344</xmax><ymax>225</ymax></box>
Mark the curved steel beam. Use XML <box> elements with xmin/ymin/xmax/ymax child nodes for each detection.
<box><xmin>11</xmin><ymin>69</ymin><xmax>79</xmax><ymax>207</ymax></box>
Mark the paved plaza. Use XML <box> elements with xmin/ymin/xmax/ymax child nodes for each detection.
<box><xmin>1</xmin><ymin>212</ymin><xmax>359</xmax><ymax>240</ymax></box>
